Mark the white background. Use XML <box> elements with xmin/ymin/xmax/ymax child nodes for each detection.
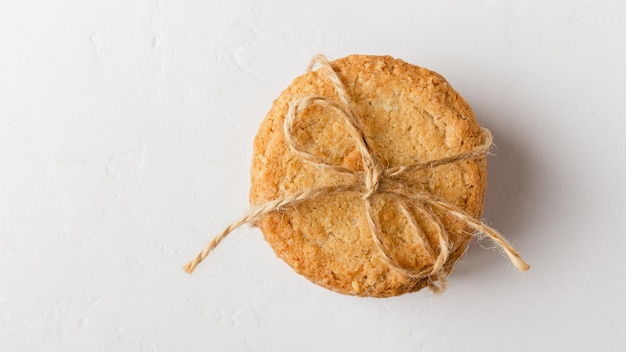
<box><xmin>1</xmin><ymin>1</ymin><xmax>625</xmax><ymax>351</ymax></box>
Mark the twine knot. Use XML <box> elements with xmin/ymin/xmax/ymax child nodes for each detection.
<box><xmin>362</xmin><ymin>156</ymin><xmax>383</xmax><ymax>200</ymax></box>
<box><xmin>183</xmin><ymin>55</ymin><xmax>530</xmax><ymax>292</ymax></box>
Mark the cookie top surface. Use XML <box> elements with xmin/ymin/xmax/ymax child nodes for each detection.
<box><xmin>250</xmin><ymin>55</ymin><xmax>487</xmax><ymax>297</ymax></box>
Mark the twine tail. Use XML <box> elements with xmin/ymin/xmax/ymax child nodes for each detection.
<box><xmin>183</xmin><ymin>187</ymin><xmax>348</xmax><ymax>274</ymax></box>
<box><xmin>430</xmin><ymin>200</ymin><xmax>530</xmax><ymax>272</ymax></box>
<box><xmin>183</xmin><ymin>213</ymin><xmax>254</xmax><ymax>274</ymax></box>
<box><xmin>465</xmin><ymin>219</ymin><xmax>531</xmax><ymax>272</ymax></box>
<box><xmin>427</xmin><ymin>272</ymin><xmax>448</xmax><ymax>294</ymax></box>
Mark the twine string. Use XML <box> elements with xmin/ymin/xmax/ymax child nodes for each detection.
<box><xmin>183</xmin><ymin>55</ymin><xmax>530</xmax><ymax>283</ymax></box>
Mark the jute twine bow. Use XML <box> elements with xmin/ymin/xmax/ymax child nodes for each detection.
<box><xmin>184</xmin><ymin>55</ymin><xmax>529</xmax><ymax>291</ymax></box>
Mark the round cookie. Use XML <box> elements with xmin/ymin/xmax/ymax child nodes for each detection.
<box><xmin>250</xmin><ymin>55</ymin><xmax>487</xmax><ymax>297</ymax></box>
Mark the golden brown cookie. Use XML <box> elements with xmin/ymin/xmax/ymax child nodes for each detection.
<box><xmin>250</xmin><ymin>55</ymin><xmax>487</xmax><ymax>297</ymax></box>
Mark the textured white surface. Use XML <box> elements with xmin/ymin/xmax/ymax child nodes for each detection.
<box><xmin>1</xmin><ymin>0</ymin><xmax>625</xmax><ymax>351</ymax></box>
